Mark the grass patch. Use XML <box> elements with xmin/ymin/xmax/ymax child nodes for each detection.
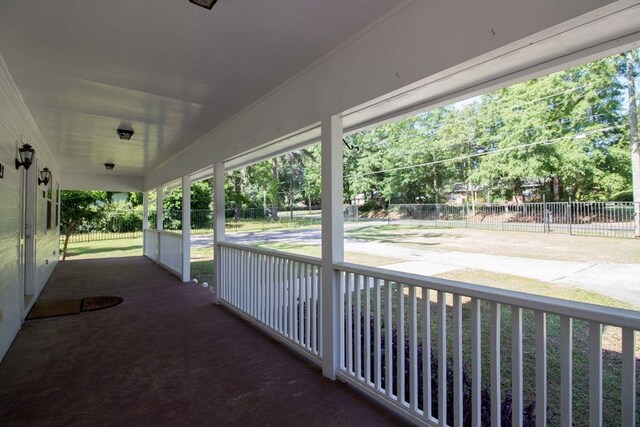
<box><xmin>255</xmin><ymin>242</ymin><xmax>405</xmax><ymax>267</ymax></box>
<box><xmin>436</xmin><ymin>269</ymin><xmax>637</xmax><ymax>310</ymax></box>
<box><xmin>64</xmin><ymin>237</ymin><xmax>142</xmax><ymax>259</ymax></box>
<box><xmin>191</xmin><ymin>259</ymin><xmax>214</xmax><ymax>285</ymax></box>
<box><xmin>225</xmin><ymin>218</ymin><xmax>320</xmax><ymax>234</ymax></box>
<box><xmin>347</xmin><ymin>224</ymin><xmax>640</xmax><ymax>263</ymax></box>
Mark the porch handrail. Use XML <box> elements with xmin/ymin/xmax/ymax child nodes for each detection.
<box><xmin>218</xmin><ymin>241</ymin><xmax>322</xmax><ymax>267</ymax></box>
<box><xmin>337</xmin><ymin>261</ymin><xmax>640</xmax><ymax>329</ymax></box>
<box><xmin>333</xmin><ymin>261</ymin><xmax>639</xmax><ymax>426</ymax></box>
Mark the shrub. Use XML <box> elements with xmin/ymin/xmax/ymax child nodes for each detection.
<box><xmin>610</xmin><ymin>190</ymin><xmax>633</xmax><ymax>202</ymax></box>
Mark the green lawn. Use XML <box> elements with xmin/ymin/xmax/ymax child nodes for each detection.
<box><xmin>190</xmin><ymin>246</ymin><xmax>215</xmax><ymax>285</ymax></box>
<box><xmin>347</xmin><ymin>224</ymin><xmax>640</xmax><ymax>264</ymax></box>
<box><xmin>436</xmin><ymin>269</ymin><xmax>637</xmax><ymax>309</ymax></box>
<box><xmin>63</xmin><ymin>237</ymin><xmax>142</xmax><ymax>259</ymax></box>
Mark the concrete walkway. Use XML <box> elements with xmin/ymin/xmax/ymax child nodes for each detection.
<box><xmin>194</xmin><ymin>224</ymin><xmax>640</xmax><ymax>308</ymax></box>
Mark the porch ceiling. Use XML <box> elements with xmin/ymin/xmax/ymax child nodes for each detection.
<box><xmin>0</xmin><ymin>0</ymin><xmax>403</xmax><ymax>178</ymax></box>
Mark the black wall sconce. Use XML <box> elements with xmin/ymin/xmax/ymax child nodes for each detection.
<box><xmin>117</xmin><ymin>128</ymin><xmax>134</xmax><ymax>141</ymax></box>
<box><xmin>189</xmin><ymin>0</ymin><xmax>217</xmax><ymax>10</ymax></box>
<box><xmin>105</xmin><ymin>163</ymin><xmax>115</xmax><ymax>170</ymax></box>
<box><xmin>15</xmin><ymin>141</ymin><xmax>35</xmax><ymax>170</ymax></box>
<box><xmin>38</xmin><ymin>167</ymin><xmax>52</xmax><ymax>186</ymax></box>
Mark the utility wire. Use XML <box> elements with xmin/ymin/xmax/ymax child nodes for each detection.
<box><xmin>360</xmin><ymin>111</ymin><xmax>620</xmax><ymax>161</ymax></box>
<box><xmin>348</xmin><ymin>125</ymin><xmax>621</xmax><ymax>179</ymax></box>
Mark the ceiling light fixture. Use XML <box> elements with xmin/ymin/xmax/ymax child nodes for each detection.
<box><xmin>15</xmin><ymin>138</ymin><xmax>35</xmax><ymax>170</ymax></box>
<box><xmin>105</xmin><ymin>163</ymin><xmax>115</xmax><ymax>170</ymax></box>
<box><xmin>117</xmin><ymin>128</ymin><xmax>134</xmax><ymax>141</ymax></box>
<box><xmin>38</xmin><ymin>167</ymin><xmax>52</xmax><ymax>186</ymax></box>
<box><xmin>189</xmin><ymin>0</ymin><xmax>217</xmax><ymax>10</ymax></box>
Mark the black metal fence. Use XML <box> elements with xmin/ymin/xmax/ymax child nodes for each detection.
<box><xmin>63</xmin><ymin>201</ymin><xmax>639</xmax><ymax>244</ymax></box>
<box><xmin>153</xmin><ymin>207</ymin><xmax>323</xmax><ymax>234</ymax></box>
<box><xmin>386</xmin><ymin>201</ymin><xmax>639</xmax><ymax>238</ymax></box>
<box><xmin>64</xmin><ymin>210</ymin><xmax>143</xmax><ymax>243</ymax></box>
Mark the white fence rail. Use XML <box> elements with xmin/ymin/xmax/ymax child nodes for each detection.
<box><xmin>218</xmin><ymin>242</ymin><xmax>322</xmax><ymax>361</ymax></box>
<box><xmin>333</xmin><ymin>262</ymin><xmax>640</xmax><ymax>427</ymax></box>
<box><xmin>144</xmin><ymin>229</ymin><xmax>183</xmax><ymax>277</ymax></box>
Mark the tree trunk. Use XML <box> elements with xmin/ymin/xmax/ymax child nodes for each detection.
<box><xmin>513</xmin><ymin>180</ymin><xmax>520</xmax><ymax>204</ymax></box>
<box><xmin>61</xmin><ymin>222</ymin><xmax>76</xmax><ymax>261</ymax></box>
<box><xmin>627</xmin><ymin>52</ymin><xmax>640</xmax><ymax>238</ymax></box>
<box><xmin>552</xmin><ymin>176</ymin><xmax>562</xmax><ymax>202</ymax></box>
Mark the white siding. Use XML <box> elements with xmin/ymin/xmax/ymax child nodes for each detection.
<box><xmin>0</xmin><ymin>171</ymin><xmax>20</xmax><ymax>359</ymax></box>
<box><xmin>0</xmin><ymin>52</ymin><xmax>60</xmax><ymax>361</ymax></box>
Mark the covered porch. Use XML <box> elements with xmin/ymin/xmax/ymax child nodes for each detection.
<box><xmin>1</xmin><ymin>0</ymin><xmax>640</xmax><ymax>425</ymax></box>
<box><xmin>0</xmin><ymin>256</ymin><xmax>400</xmax><ymax>425</ymax></box>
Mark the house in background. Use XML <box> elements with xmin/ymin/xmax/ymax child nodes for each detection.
<box><xmin>1</xmin><ymin>1</ymin><xmax>639</xmax><ymax>425</ymax></box>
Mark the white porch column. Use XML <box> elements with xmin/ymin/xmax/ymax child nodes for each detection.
<box><xmin>321</xmin><ymin>114</ymin><xmax>344</xmax><ymax>380</ymax></box>
<box><xmin>142</xmin><ymin>191</ymin><xmax>149</xmax><ymax>257</ymax></box>
<box><xmin>142</xmin><ymin>191</ymin><xmax>149</xmax><ymax>230</ymax></box>
<box><xmin>181</xmin><ymin>175</ymin><xmax>191</xmax><ymax>282</ymax></box>
<box><xmin>213</xmin><ymin>162</ymin><xmax>225</xmax><ymax>304</ymax></box>
<box><xmin>156</xmin><ymin>186</ymin><xmax>164</xmax><ymax>230</ymax></box>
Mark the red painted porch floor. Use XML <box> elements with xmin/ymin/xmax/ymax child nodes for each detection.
<box><xmin>0</xmin><ymin>256</ymin><xmax>403</xmax><ymax>426</ymax></box>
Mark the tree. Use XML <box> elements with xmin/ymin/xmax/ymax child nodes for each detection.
<box><xmin>162</xmin><ymin>181</ymin><xmax>213</xmax><ymax>229</ymax></box>
<box><xmin>60</xmin><ymin>190</ymin><xmax>107</xmax><ymax>260</ymax></box>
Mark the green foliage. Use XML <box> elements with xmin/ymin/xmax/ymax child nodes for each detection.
<box><xmin>60</xmin><ymin>190</ymin><xmax>108</xmax><ymax>234</ymax></box>
<box><xmin>163</xmin><ymin>180</ymin><xmax>213</xmax><ymax>229</ymax></box>
<box><xmin>611</xmin><ymin>190</ymin><xmax>634</xmax><ymax>201</ymax></box>
<box><xmin>224</xmin><ymin>51</ymin><xmax>635</xmax><ymax>210</ymax></box>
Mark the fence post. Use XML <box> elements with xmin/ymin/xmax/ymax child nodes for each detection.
<box><xmin>543</xmin><ymin>195</ymin><xmax>547</xmax><ymax>233</ymax></box>
<box><xmin>465</xmin><ymin>201</ymin><xmax>468</xmax><ymax>229</ymax></box>
<box><xmin>502</xmin><ymin>205</ymin><xmax>506</xmax><ymax>231</ymax></box>
<box><xmin>568</xmin><ymin>197</ymin><xmax>573</xmax><ymax>236</ymax></box>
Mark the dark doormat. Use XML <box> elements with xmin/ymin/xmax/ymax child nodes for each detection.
<box><xmin>26</xmin><ymin>296</ymin><xmax>123</xmax><ymax>320</ymax></box>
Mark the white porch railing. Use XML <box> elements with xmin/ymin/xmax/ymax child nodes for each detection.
<box><xmin>218</xmin><ymin>242</ymin><xmax>322</xmax><ymax>362</ymax></box>
<box><xmin>334</xmin><ymin>262</ymin><xmax>640</xmax><ymax>427</ymax></box>
<box><xmin>144</xmin><ymin>229</ymin><xmax>183</xmax><ymax>277</ymax></box>
<box><xmin>144</xmin><ymin>228</ymin><xmax>159</xmax><ymax>261</ymax></box>
<box><xmin>215</xmin><ymin>242</ymin><xmax>640</xmax><ymax>426</ymax></box>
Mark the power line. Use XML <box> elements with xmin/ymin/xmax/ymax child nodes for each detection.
<box><xmin>347</xmin><ymin>126</ymin><xmax>621</xmax><ymax>179</ymax></box>
<box><xmin>354</xmin><ymin>107</ymin><xmax>615</xmax><ymax>154</ymax></box>
<box><xmin>364</xmin><ymin>111</ymin><xmax>620</xmax><ymax>162</ymax></box>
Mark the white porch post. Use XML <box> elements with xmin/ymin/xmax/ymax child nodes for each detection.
<box><xmin>181</xmin><ymin>175</ymin><xmax>191</xmax><ymax>282</ymax></box>
<box><xmin>321</xmin><ymin>114</ymin><xmax>344</xmax><ymax>380</ymax></box>
<box><xmin>142</xmin><ymin>191</ymin><xmax>149</xmax><ymax>257</ymax></box>
<box><xmin>213</xmin><ymin>162</ymin><xmax>225</xmax><ymax>304</ymax></box>
<box><xmin>142</xmin><ymin>191</ymin><xmax>149</xmax><ymax>230</ymax></box>
<box><xmin>156</xmin><ymin>186</ymin><xmax>164</xmax><ymax>230</ymax></box>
